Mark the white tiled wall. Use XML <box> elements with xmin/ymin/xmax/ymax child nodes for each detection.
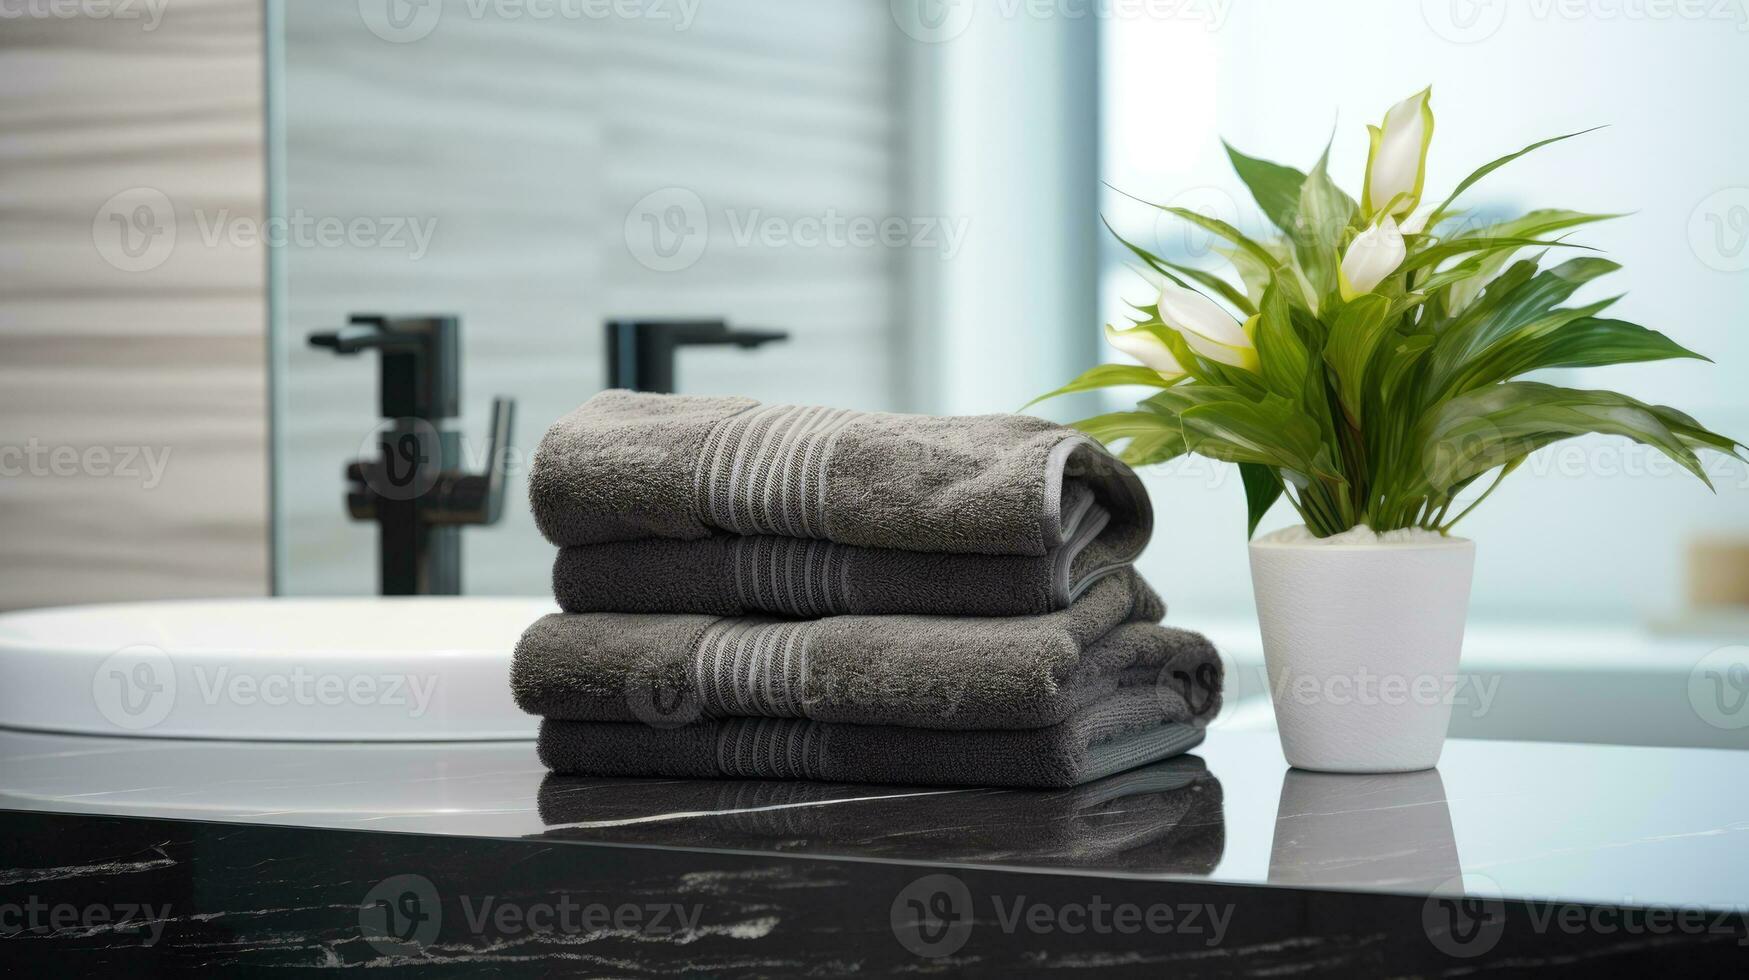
<box><xmin>0</xmin><ymin>0</ymin><xmax>270</xmax><ymax>610</ymax></box>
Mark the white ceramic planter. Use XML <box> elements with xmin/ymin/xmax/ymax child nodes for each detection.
<box><xmin>1249</xmin><ymin>528</ymin><xmax>1476</xmax><ymax>773</ymax></box>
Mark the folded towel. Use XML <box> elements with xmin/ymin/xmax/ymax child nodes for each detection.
<box><xmin>534</xmin><ymin>757</ymin><xmax>1226</xmax><ymax>874</ymax></box>
<box><xmin>550</xmin><ymin>493</ymin><xmax>1139</xmax><ymax>616</ymax></box>
<box><xmin>528</xmin><ymin>390</ymin><xmax>1151</xmax><ymax>557</ymax></box>
<box><xmin>536</xmin><ymin>686</ymin><xmax>1213</xmax><ymax>789</ymax></box>
<box><xmin>512</xmin><ymin>573</ymin><xmax>1223</xmax><ymax>731</ymax></box>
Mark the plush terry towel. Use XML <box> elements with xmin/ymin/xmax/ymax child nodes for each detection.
<box><xmin>535</xmin><ymin>757</ymin><xmax>1225</xmax><ymax>874</ymax></box>
<box><xmin>537</xmin><ymin>686</ymin><xmax>1213</xmax><ymax>789</ymax></box>
<box><xmin>550</xmin><ymin>493</ymin><xmax>1137</xmax><ymax>616</ymax></box>
<box><xmin>512</xmin><ymin>573</ymin><xmax>1222</xmax><ymax>731</ymax></box>
<box><xmin>528</xmin><ymin>390</ymin><xmax>1152</xmax><ymax>557</ymax></box>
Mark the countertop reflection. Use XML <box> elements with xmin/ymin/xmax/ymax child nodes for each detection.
<box><xmin>3</xmin><ymin>726</ymin><xmax>1746</xmax><ymax>909</ymax></box>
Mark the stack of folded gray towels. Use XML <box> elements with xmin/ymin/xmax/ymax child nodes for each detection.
<box><xmin>512</xmin><ymin>390</ymin><xmax>1224</xmax><ymax>789</ymax></box>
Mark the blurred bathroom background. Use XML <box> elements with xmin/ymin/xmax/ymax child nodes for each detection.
<box><xmin>3</xmin><ymin>0</ymin><xmax>1747</xmax><ymax>636</ymax></box>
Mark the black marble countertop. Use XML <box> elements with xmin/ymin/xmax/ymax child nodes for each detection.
<box><xmin>3</xmin><ymin>727</ymin><xmax>1746</xmax><ymax>974</ymax></box>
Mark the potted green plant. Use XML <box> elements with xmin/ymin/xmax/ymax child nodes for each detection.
<box><xmin>1035</xmin><ymin>88</ymin><xmax>1742</xmax><ymax>773</ymax></box>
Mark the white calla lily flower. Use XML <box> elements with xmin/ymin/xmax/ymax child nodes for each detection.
<box><xmin>1339</xmin><ymin>216</ymin><xmax>1407</xmax><ymax>300</ymax></box>
<box><xmin>1155</xmin><ymin>279</ymin><xmax>1259</xmax><ymax>372</ymax></box>
<box><xmin>1104</xmin><ymin>323</ymin><xmax>1186</xmax><ymax>381</ymax></box>
<box><xmin>1363</xmin><ymin>88</ymin><xmax>1435</xmax><ymax>220</ymax></box>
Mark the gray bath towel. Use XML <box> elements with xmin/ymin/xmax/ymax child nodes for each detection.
<box><xmin>550</xmin><ymin>494</ymin><xmax>1138</xmax><ymax>616</ymax></box>
<box><xmin>536</xmin><ymin>687</ymin><xmax>1212</xmax><ymax>789</ymax></box>
<box><xmin>528</xmin><ymin>390</ymin><xmax>1152</xmax><ymax>557</ymax></box>
<box><xmin>535</xmin><ymin>757</ymin><xmax>1226</xmax><ymax>874</ymax></box>
<box><xmin>512</xmin><ymin>573</ymin><xmax>1221</xmax><ymax>731</ymax></box>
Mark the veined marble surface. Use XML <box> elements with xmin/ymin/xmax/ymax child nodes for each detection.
<box><xmin>2</xmin><ymin>726</ymin><xmax>1745</xmax><ymax>912</ymax></box>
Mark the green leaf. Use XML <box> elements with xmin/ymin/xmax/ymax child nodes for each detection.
<box><xmin>1444</xmin><ymin>208</ymin><xmax>1624</xmax><ymax>245</ymax></box>
<box><xmin>1254</xmin><ymin>281</ymin><xmax>1310</xmax><ymax>398</ymax></box>
<box><xmin>1648</xmin><ymin>404</ymin><xmax>1745</xmax><ymax>458</ymax></box>
<box><xmin>1023</xmin><ymin>363</ymin><xmax>1177</xmax><ymax>409</ymax></box>
<box><xmin>1122</xmin><ymin>192</ymin><xmax>1281</xmax><ymax>271</ymax></box>
<box><xmin>1450</xmin><ymin>313</ymin><xmax>1701</xmax><ymax>393</ymax></box>
<box><xmin>1403</xmin><ymin>235</ymin><xmax>1594</xmax><ymax>273</ymax></box>
<box><xmin>1104</xmin><ymin>218</ymin><xmax>1258</xmax><ymax>316</ymax></box>
<box><xmin>1119</xmin><ymin>426</ymin><xmax>1191</xmax><ymax>466</ymax></box>
<box><xmin>1179</xmin><ymin>396</ymin><xmax>1328</xmax><ymax>478</ymax></box>
<box><xmin>1428</xmin><ymin>127</ymin><xmax>1606</xmax><ymax>223</ymax></box>
<box><xmin>1239</xmin><ymin>462</ymin><xmax>1283</xmax><ymax>538</ymax></box>
<box><xmin>1143</xmin><ymin>383</ymin><xmax>1252</xmax><ymax>416</ymax></box>
<box><xmin>1429</xmin><ymin>257</ymin><xmax>1623</xmax><ymax>390</ymax></box>
<box><xmin>1071</xmin><ymin>411</ymin><xmax>1180</xmax><ymax>445</ymax></box>
<box><xmin>1377</xmin><ymin>333</ymin><xmax>1435</xmax><ymax>412</ymax></box>
<box><xmin>1426</xmin><ymin>212</ymin><xmax>1621</xmax><ymax>314</ymax></box>
<box><xmin>1223</xmin><ymin>142</ymin><xmax>1307</xmax><ymax>235</ymax></box>
<box><xmin>1322</xmin><ymin>294</ymin><xmax>1395</xmax><ymax>426</ymax></box>
<box><xmin>1437</xmin><ymin>257</ymin><xmax>1541</xmax><ymax>338</ymax></box>
<box><xmin>1413</xmin><ymin>382</ymin><xmax>1710</xmax><ymax>495</ymax></box>
<box><xmin>1218</xmin><ymin>244</ymin><xmax>1274</xmax><ymax>304</ymax></box>
<box><xmin>1291</xmin><ymin>147</ymin><xmax>1358</xmax><ymax>303</ymax></box>
<box><xmin>1415</xmin><ymin>258</ymin><xmax>1490</xmax><ymax>297</ymax></box>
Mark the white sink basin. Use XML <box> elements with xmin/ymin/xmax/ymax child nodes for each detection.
<box><xmin>0</xmin><ymin>597</ymin><xmax>555</xmax><ymax>740</ymax></box>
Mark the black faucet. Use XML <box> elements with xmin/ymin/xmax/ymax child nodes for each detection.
<box><xmin>606</xmin><ymin>319</ymin><xmax>787</xmax><ymax>392</ymax></box>
<box><xmin>309</xmin><ymin>314</ymin><xmax>515</xmax><ymax>596</ymax></box>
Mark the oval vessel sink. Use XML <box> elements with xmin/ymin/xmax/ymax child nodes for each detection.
<box><xmin>0</xmin><ymin>597</ymin><xmax>554</xmax><ymax>740</ymax></box>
